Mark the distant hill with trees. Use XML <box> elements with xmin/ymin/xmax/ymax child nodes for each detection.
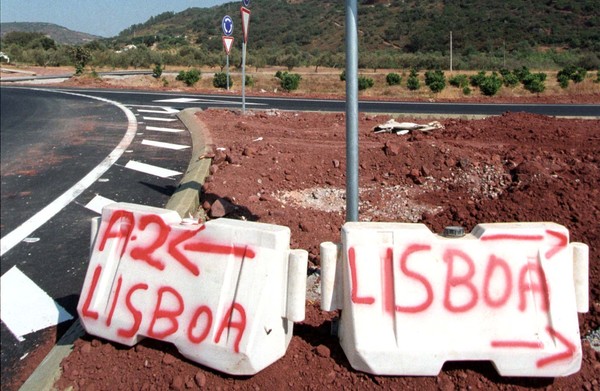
<box><xmin>1</xmin><ymin>0</ymin><xmax>598</xmax><ymax>71</ymax></box>
<box><xmin>1</xmin><ymin>22</ymin><xmax>101</xmax><ymax>45</ymax></box>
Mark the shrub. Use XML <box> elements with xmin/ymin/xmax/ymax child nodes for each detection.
<box><xmin>462</xmin><ymin>86</ymin><xmax>472</xmax><ymax>95</ymax></box>
<box><xmin>278</xmin><ymin>72</ymin><xmax>301</xmax><ymax>91</ymax></box>
<box><xmin>557</xmin><ymin>66</ymin><xmax>587</xmax><ymax>87</ymax></box>
<box><xmin>499</xmin><ymin>68</ymin><xmax>520</xmax><ymax>87</ymax></box>
<box><xmin>469</xmin><ymin>71</ymin><xmax>486</xmax><ymax>87</ymax></box>
<box><xmin>386</xmin><ymin>72</ymin><xmax>402</xmax><ymax>86</ymax></box>
<box><xmin>152</xmin><ymin>63</ymin><xmax>163</xmax><ymax>79</ymax></box>
<box><xmin>245</xmin><ymin>75</ymin><xmax>254</xmax><ymax>87</ymax></box>
<box><xmin>449</xmin><ymin>74</ymin><xmax>469</xmax><ymax>88</ymax></box>
<box><xmin>479</xmin><ymin>73</ymin><xmax>503</xmax><ymax>96</ymax></box>
<box><xmin>339</xmin><ymin>70</ymin><xmax>346</xmax><ymax>81</ymax></box>
<box><xmin>522</xmin><ymin>72</ymin><xmax>547</xmax><ymax>94</ymax></box>
<box><xmin>213</xmin><ymin>72</ymin><xmax>231</xmax><ymax>89</ymax></box>
<box><xmin>406</xmin><ymin>69</ymin><xmax>420</xmax><ymax>91</ymax></box>
<box><xmin>513</xmin><ymin>66</ymin><xmax>531</xmax><ymax>82</ymax></box>
<box><xmin>176</xmin><ymin>69</ymin><xmax>201</xmax><ymax>86</ymax></box>
<box><xmin>358</xmin><ymin>76</ymin><xmax>374</xmax><ymax>90</ymax></box>
<box><xmin>425</xmin><ymin>70</ymin><xmax>446</xmax><ymax>93</ymax></box>
<box><xmin>557</xmin><ymin>73</ymin><xmax>570</xmax><ymax>89</ymax></box>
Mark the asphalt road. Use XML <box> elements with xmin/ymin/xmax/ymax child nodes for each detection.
<box><xmin>0</xmin><ymin>86</ymin><xmax>192</xmax><ymax>386</ymax></box>
<box><xmin>9</xmin><ymin>86</ymin><xmax>600</xmax><ymax>117</ymax></box>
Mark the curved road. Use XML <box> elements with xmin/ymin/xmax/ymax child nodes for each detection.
<box><xmin>0</xmin><ymin>86</ymin><xmax>192</xmax><ymax>386</ymax></box>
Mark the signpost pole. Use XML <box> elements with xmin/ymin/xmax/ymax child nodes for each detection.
<box><xmin>240</xmin><ymin>4</ymin><xmax>250</xmax><ymax>115</ymax></box>
<box><xmin>242</xmin><ymin>41</ymin><xmax>246</xmax><ymax>114</ymax></box>
<box><xmin>345</xmin><ymin>0</ymin><xmax>359</xmax><ymax>222</ymax></box>
<box><xmin>227</xmin><ymin>54</ymin><xmax>230</xmax><ymax>91</ymax></box>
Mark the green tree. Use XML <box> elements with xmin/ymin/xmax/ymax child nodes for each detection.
<box><xmin>68</xmin><ymin>46</ymin><xmax>92</xmax><ymax>75</ymax></box>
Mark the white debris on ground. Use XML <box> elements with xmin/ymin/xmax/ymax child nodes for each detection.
<box><xmin>587</xmin><ymin>328</ymin><xmax>600</xmax><ymax>352</ymax></box>
<box><xmin>374</xmin><ymin>119</ymin><xmax>444</xmax><ymax>135</ymax></box>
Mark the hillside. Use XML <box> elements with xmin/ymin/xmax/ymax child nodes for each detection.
<box><xmin>0</xmin><ymin>22</ymin><xmax>101</xmax><ymax>45</ymax></box>
<box><xmin>113</xmin><ymin>0</ymin><xmax>599</xmax><ymax>55</ymax></box>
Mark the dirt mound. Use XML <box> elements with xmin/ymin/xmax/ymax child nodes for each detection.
<box><xmin>52</xmin><ymin>110</ymin><xmax>600</xmax><ymax>391</ymax></box>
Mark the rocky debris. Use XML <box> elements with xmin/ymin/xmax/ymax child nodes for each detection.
<box><xmin>208</xmin><ymin>197</ymin><xmax>235</xmax><ymax>218</ymax></box>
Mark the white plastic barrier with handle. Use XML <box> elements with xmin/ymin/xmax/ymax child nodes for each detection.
<box><xmin>78</xmin><ymin>203</ymin><xmax>308</xmax><ymax>375</ymax></box>
<box><xmin>321</xmin><ymin>222</ymin><xmax>589</xmax><ymax>377</ymax></box>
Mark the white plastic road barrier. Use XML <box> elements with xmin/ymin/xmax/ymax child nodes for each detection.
<box><xmin>320</xmin><ymin>222</ymin><xmax>589</xmax><ymax>377</ymax></box>
<box><xmin>78</xmin><ymin>203</ymin><xmax>308</xmax><ymax>375</ymax></box>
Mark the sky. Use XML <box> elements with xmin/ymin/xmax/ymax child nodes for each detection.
<box><xmin>0</xmin><ymin>0</ymin><xmax>234</xmax><ymax>38</ymax></box>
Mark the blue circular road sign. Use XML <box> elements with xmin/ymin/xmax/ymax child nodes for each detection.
<box><xmin>222</xmin><ymin>15</ymin><xmax>234</xmax><ymax>36</ymax></box>
<box><xmin>242</xmin><ymin>0</ymin><xmax>250</xmax><ymax>7</ymax></box>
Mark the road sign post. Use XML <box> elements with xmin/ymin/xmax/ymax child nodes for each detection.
<box><xmin>222</xmin><ymin>16</ymin><xmax>234</xmax><ymax>91</ymax></box>
<box><xmin>241</xmin><ymin>6</ymin><xmax>251</xmax><ymax>114</ymax></box>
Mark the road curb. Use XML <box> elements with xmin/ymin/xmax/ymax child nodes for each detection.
<box><xmin>165</xmin><ymin>108</ymin><xmax>212</xmax><ymax>221</ymax></box>
<box><xmin>18</xmin><ymin>108</ymin><xmax>213</xmax><ymax>391</ymax></box>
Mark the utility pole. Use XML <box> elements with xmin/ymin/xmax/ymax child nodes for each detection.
<box><xmin>450</xmin><ymin>31</ymin><xmax>453</xmax><ymax>73</ymax></box>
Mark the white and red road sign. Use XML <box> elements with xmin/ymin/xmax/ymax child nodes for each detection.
<box><xmin>321</xmin><ymin>222</ymin><xmax>589</xmax><ymax>377</ymax></box>
<box><xmin>78</xmin><ymin>203</ymin><xmax>308</xmax><ymax>375</ymax></box>
<box><xmin>241</xmin><ymin>7</ymin><xmax>251</xmax><ymax>44</ymax></box>
<box><xmin>222</xmin><ymin>36</ymin><xmax>234</xmax><ymax>55</ymax></box>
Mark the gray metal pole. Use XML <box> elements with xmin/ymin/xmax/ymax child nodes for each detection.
<box><xmin>242</xmin><ymin>42</ymin><xmax>247</xmax><ymax>114</ymax></box>
<box><xmin>345</xmin><ymin>0</ymin><xmax>359</xmax><ymax>222</ymax></box>
<box><xmin>226</xmin><ymin>54</ymin><xmax>230</xmax><ymax>91</ymax></box>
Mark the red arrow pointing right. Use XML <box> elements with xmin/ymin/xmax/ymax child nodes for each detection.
<box><xmin>536</xmin><ymin>326</ymin><xmax>577</xmax><ymax>368</ymax></box>
<box><xmin>544</xmin><ymin>229</ymin><xmax>568</xmax><ymax>260</ymax></box>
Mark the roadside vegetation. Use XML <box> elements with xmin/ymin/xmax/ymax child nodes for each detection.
<box><xmin>1</xmin><ymin>0</ymin><xmax>598</xmax><ymax>98</ymax></box>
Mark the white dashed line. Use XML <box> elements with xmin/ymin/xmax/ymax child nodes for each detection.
<box><xmin>142</xmin><ymin>139</ymin><xmax>190</xmax><ymax>151</ymax></box>
<box><xmin>146</xmin><ymin>126</ymin><xmax>184</xmax><ymax>133</ymax></box>
<box><xmin>142</xmin><ymin>116</ymin><xmax>178</xmax><ymax>122</ymax></box>
<box><xmin>85</xmin><ymin>194</ymin><xmax>117</xmax><ymax>214</ymax></box>
<box><xmin>125</xmin><ymin>160</ymin><xmax>182</xmax><ymax>178</ymax></box>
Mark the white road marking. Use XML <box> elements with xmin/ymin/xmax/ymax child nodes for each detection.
<box><xmin>125</xmin><ymin>160</ymin><xmax>182</xmax><ymax>178</ymax></box>
<box><xmin>138</xmin><ymin>108</ymin><xmax>179</xmax><ymax>114</ymax></box>
<box><xmin>154</xmin><ymin>98</ymin><xmax>200</xmax><ymax>103</ymax></box>
<box><xmin>85</xmin><ymin>195</ymin><xmax>116</xmax><ymax>214</ymax></box>
<box><xmin>153</xmin><ymin>97</ymin><xmax>266</xmax><ymax>106</ymax></box>
<box><xmin>1</xmin><ymin>266</ymin><xmax>73</xmax><ymax>341</ymax></box>
<box><xmin>142</xmin><ymin>139</ymin><xmax>190</xmax><ymax>151</ymax></box>
<box><xmin>147</xmin><ymin>126</ymin><xmax>184</xmax><ymax>133</ymax></box>
<box><xmin>0</xmin><ymin>89</ymin><xmax>137</xmax><ymax>257</ymax></box>
<box><xmin>142</xmin><ymin>116</ymin><xmax>178</xmax><ymax>122</ymax></box>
